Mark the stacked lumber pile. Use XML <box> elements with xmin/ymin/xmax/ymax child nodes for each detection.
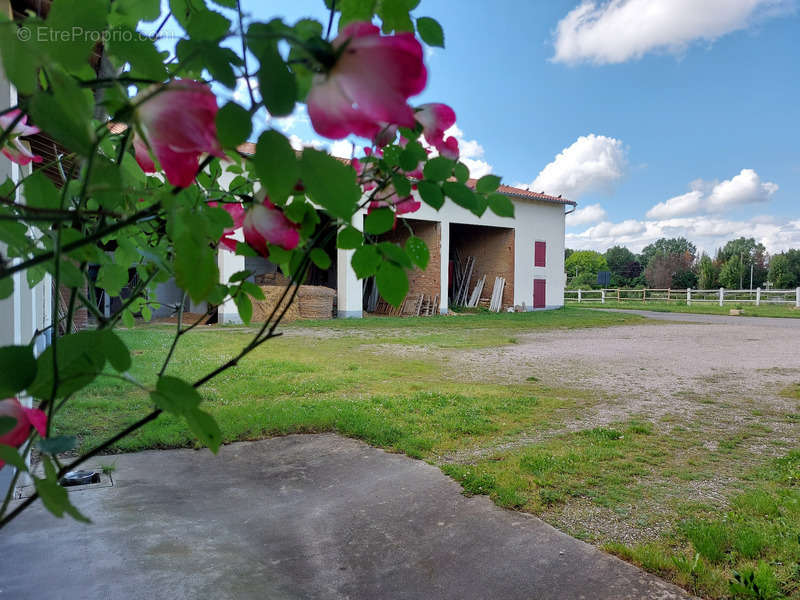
<box><xmin>451</xmin><ymin>252</ymin><xmax>475</xmax><ymax>306</ymax></box>
<box><xmin>373</xmin><ymin>292</ymin><xmax>439</xmax><ymax>316</ymax></box>
<box><xmin>489</xmin><ymin>277</ymin><xmax>505</xmax><ymax>312</ymax></box>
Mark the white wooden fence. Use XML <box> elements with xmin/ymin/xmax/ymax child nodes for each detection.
<box><xmin>564</xmin><ymin>287</ymin><xmax>800</xmax><ymax>307</ymax></box>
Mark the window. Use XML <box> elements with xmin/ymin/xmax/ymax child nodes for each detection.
<box><xmin>534</xmin><ymin>241</ymin><xmax>546</xmax><ymax>267</ymax></box>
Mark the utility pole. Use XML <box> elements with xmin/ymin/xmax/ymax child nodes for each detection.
<box><xmin>739</xmin><ymin>251</ymin><xmax>743</xmax><ymax>289</ymax></box>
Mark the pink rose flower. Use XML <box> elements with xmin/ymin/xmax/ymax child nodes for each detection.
<box><xmin>0</xmin><ymin>398</ymin><xmax>47</xmax><ymax>468</ymax></box>
<box><xmin>133</xmin><ymin>80</ymin><xmax>224</xmax><ymax>188</ymax></box>
<box><xmin>209</xmin><ymin>202</ymin><xmax>245</xmax><ymax>252</ymax></box>
<box><xmin>0</xmin><ymin>110</ymin><xmax>42</xmax><ymax>166</ymax></box>
<box><xmin>368</xmin><ymin>184</ymin><xmax>421</xmax><ymax>218</ymax></box>
<box><xmin>243</xmin><ymin>196</ymin><xmax>300</xmax><ymax>257</ymax></box>
<box><xmin>307</xmin><ymin>22</ymin><xmax>426</xmax><ymax>140</ymax></box>
<box><xmin>416</xmin><ymin>103</ymin><xmax>459</xmax><ymax>159</ymax></box>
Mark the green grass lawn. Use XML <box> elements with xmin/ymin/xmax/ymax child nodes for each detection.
<box><xmin>55</xmin><ymin>306</ymin><xmax>800</xmax><ymax>599</ymax></box>
<box><xmin>568</xmin><ymin>300</ymin><xmax>800</xmax><ymax>318</ymax></box>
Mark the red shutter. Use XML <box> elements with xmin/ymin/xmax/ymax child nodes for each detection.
<box><xmin>534</xmin><ymin>241</ymin><xmax>546</xmax><ymax>267</ymax></box>
<box><xmin>533</xmin><ymin>279</ymin><xmax>546</xmax><ymax>308</ymax></box>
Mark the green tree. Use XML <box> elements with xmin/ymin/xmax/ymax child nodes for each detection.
<box><xmin>697</xmin><ymin>254</ymin><xmax>719</xmax><ymax>289</ymax></box>
<box><xmin>716</xmin><ymin>237</ymin><xmax>768</xmax><ymax>288</ymax></box>
<box><xmin>565</xmin><ymin>250</ymin><xmax>608</xmax><ymax>285</ymax></box>
<box><xmin>640</xmin><ymin>237</ymin><xmax>697</xmax><ymax>269</ymax></box>
<box><xmin>768</xmin><ymin>249</ymin><xmax>800</xmax><ymax>288</ymax></box>
<box><xmin>643</xmin><ymin>252</ymin><xmax>695</xmax><ymax>288</ymax></box>
<box><xmin>604</xmin><ymin>245</ymin><xmax>641</xmax><ymax>287</ymax></box>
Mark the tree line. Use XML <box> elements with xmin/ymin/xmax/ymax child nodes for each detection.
<box><xmin>564</xmin><ymin>237</ymin><xmax>800</xmax><ymax>290</ymax></box>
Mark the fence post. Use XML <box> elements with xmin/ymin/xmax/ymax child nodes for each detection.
<box><xmin>687</xmin><ymin>288</ymin><xmax>692</xmax><ymax>306</ymax></box>
<box><xmin>578</xmin><ymin>289</ymin><xmax>582</xmax><ymax>303</ymax></box>
<box><xmin>667</xmin><ymin>288</ymin><xmax>671</xmax><ymax>301</ymax></box>
<box><xmin>643</xmin><ymin>288</ymin><xmax>646</xmax><ymax>302</ymax></box>
<box><xmin>756</xmin><ymin>287</ymin><xmax>761</xmax><ymax>306</ymax></box>
<box><xmin>601</xmin><ymin>289</ymin><xmax>605</xmax><ymax>304</ymax></box>
<box><xmin>719</xmin><ymin>287</ymin><xmax>724</xmax><ymax>307</ymax></box>
<box><xmin>796</xmin><ymin>287</ymin><xmax>799</xmax><ymax>308</ymax></box>
<box><xmin>617</xmin><ymin>288</ymin><xmax>620</xmax><ymax>302</ymax></box>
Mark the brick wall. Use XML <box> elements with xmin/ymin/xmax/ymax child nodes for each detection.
<box><xmin>450</xmin><ymin>224</ymin><xmax>515</xmax><ymax>309</ymax></box>
<box><xmin>380</xmin><ymin>218</ymin><xmax>441</xmax><ymax>300</ymax></box>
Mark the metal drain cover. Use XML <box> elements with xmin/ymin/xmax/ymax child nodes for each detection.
<box><xmin>60</xmin><ymin>470</ymin><xmax>101</xmax><ymax>487</ymax></box>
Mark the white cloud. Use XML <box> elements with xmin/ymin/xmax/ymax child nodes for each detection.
<box><xmin>646</xmin><ymin>169</ymin><xmax>778</xmax><ymax>218</ymax></box>
<box><xmin>568</xmin><ymin>203</ymin><xmax>607</xmax><ymax>225</ymax></box>
<box><xmin>707</xmin><ymin>168</ymin><xmax>779</xmax><ymax>210</ymax></box>
<box><xmin>328</xmin><ymin>139</ymin><xmax>356</xmax><ymax>158</ymax></box>
<box><xmin>552</xmin><ymin>0</ymin><xmax>793</xmax><ymax>65</ymax></box>
<box><xmin>646</xmin><ymin>190</ymin><xmax>704</xmax><ymax>219</ymax></box>
<box><xmin>530</xmin><ymin>134</ymin><xmax>627</xmax><ymax>199</ymax></box>
<box><xmin>566</xmin><ymin>215</ymin><xmax>800</xmax><ymax>255</ymax></box>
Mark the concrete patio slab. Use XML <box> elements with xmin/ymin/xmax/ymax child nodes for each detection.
<box><xmin>1</xmin><ymin>433</ymin><xmax>692</xmax><ymax>599</ymax></box>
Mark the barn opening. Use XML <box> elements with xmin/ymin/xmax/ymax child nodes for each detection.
<box><xmin>366</xmin><ymin>218</ymin><xmax>441</xmax><ymax>316</ymax></box>
<box><xmin>449</xmin><ymin>223</ymin><xmax>514</xmax><ymax>311</ymax></box>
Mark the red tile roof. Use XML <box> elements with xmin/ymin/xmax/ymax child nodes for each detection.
<box><xmin>465</xmin><ymin>179</ymin><xmax>576</xmax><ymax>206</ymax></box>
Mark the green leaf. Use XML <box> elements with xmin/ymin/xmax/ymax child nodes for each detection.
<box><xmin>338</xmin><ymin>0</ymin><xmax>378</xmax><ymax>28</ymax></box>
<box><xmin>107</xmin><ymin>29</ymin><xmax>167</xmax><ymax>81</ymax></box>
<box><xmin>417</xmin><ymin>180</ymin><xmax>444</xmax><ymax>210</ymax></box>
<box><xmin>253</xmin><ymin>130</ymin><xmax>299</xmax><ymax>204</ymax></box>
<box><xmin>476</xmin><ymin>175</ymin><xmax>502</xmax><ymax>194</ymax></box>
<box><xmin>454</xmin><ymin>162</ymin><xmax>470</xmax><ymax>183</ymax></box>
<box><xmin>29</xmin><ymin>69</ymin><xmax>94</xmax><ymax>155</ymax></box>
<box><xmin>423</xmin><ymin>156</ymin><xmax>454</xmax><ymax>181</ymax></box>
<box><xmin>351</xmin><ymin>245</ymin><xmax>381</xmax><ymax>278</ymax></box>
<box><xmin>121</xmin><ymin>308</ymin><xmax>135</xmax><ymax>328</ymax></box>
<box><xmin>184</xmin><ymin>408</ymin><xmax>222</xmax><ymax>453</ymax></box>
<box><xmin>240</xmin><ymin>280</ymin><xmax>265</xmax><ymax>300</ymax></box>
<box><xmin>37</xmin><ymin>435</ymin><xmax>78</xmax><ymax>455</ymax></box>
<box><xmin>95</xmin><ymin>330</ymin><xmax>131</xmax><ymax>372</ymax></box>
<box><xmin>174</xmin><ymin>233</ymin><xmax>219</xmax><ymax>303</ymax></box>
<box><xmin>216</xmin><ymin>102</ymin><xmax>252</xmax><ymax>148</ymax></box>
<box><xmin>256</xmin><ymin>44</ymin><xmax>297</xmax><ymax>117</ymax></box>
<box><xmin>35</xmin><ymin>457</ymin><xmax>91</xmax><ymax>522</ymax></box>
<box><xmin>310</xmin><ymin>248</ymin><xmax>331</xmax><ymax>270</ymax></box>
<box><xmin>377</xmin><ymin>0</ymin><xmax>418</xmax><ymax>33</ymax></box>
<box><xmin>300</xmin><ymin>149</ymin><xmax>360</xmax><ymax>221</ymax></box>
<box><xmin>378</xmin><ymin>241</ymin><xmax>412</xmax><ymax>268</ymax></box>
<box><xmin>233</xmin><ymin>292</ymin><xmax>252</xmax><ymax>324</ymax></box>
<box><xmin>95</xmin><ymin>263</ymin><xmax>129</xmax><ymax>297</ymax></box>
<box><xmin>376</xmin><ymin>261</ymin><xmax>408</xmax><ymax>306</ymax></box>
<box><xmin>0</xmin><ymin>416</ymin><xmax>16</xmax><ymax>436</ymax></box>
<box><xmin>337</xmin><ymin>226</ymin><xmax>363</xmax><ymax>249</ymax></box>
<box><xmin>405</xmin><ymin>236</ymin><xmax>429</xmax><ymax>269</ymax></box>
<box><xmin>27</xmin><ymin>331</ymin><xmax>107</xmax><ymax>399</ymax></box>
<box><xmin>23</xmin><ymin>171</ymin><xmax>60</xmax><ymax>210</ymax></box>
<box><xmin>443</xmin><ymin>181</ymin><xmax>479</xmax><ymax>213</ymax></box>
<box><xmin>209</xmin><ymin>0</ymin><xmax>236</xmax><ymax>7</ymax></box>
<box><xmin>364</xmin><ymin>208</ymin><xmax>395</xmax><ymax>235</ymax></box>
<box><xmin>0</xmin><ymin>345</ymin><xmax>37</xmax><ymax>397</ymax></box>
<box><xmin>229</xmin><ymin>270</ymin><xmax>251</xmax><ymax>283</ymax></box>
<box><xmin>43</xmin><ymin>0</ymin><xmax>109</xmax><ymax>72</ymax></box>
<box><xmin>186</xmin><ymin>8</ymin><xmax>231</xmax><ymax>41</ymax></box>
<box><xmin>151</xmin><ymin>376</ymin><xmax>202</xmax><ymax>415</ymax></box>
<box><xmin>110</xmin><ymin>0</ymin><xmax>161</xmax><ymax>24</ymax></box>
<box><xmin>416</xmin><ymin>17</ymin><xmax>444</xmax><ymax>47</ymax></box>
<box><xmin>488</xmin><ymin>192</ymin><xmax>515</xmax><ymax>218</ymax></box>
<box><xmin>391</xmin><ymin>173</ymin><xmax>412</xmax><ymax>197</ymax></box>
<box><xmin>0</xmin><ymin>22</ymin><xmax>40</xmax><ymax>95</ymax></box>
<box><xmin>0</xmin><ymin>444</ymin><xmax>26</xmax><ymax>470</ymax></box>
<box><xmin>0</xmin><ymin>277</ymin><xmax>11</xmax><ymax>300</ymax></box>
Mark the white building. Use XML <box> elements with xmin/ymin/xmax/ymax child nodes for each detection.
<box><xmin>216</xmin><ymin>177</ymin><xmax>576</xmax><ymax>322</ymax></box>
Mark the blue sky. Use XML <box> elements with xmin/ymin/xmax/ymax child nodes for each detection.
<box><xmin>228</xmin><ymin>1</ymin><xmax>800</xmax><ymax>255</ymax></box>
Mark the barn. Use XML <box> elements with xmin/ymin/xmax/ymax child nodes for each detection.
<box><xmin>215</xmin><ymin>177</ymin><xmax>576</xmax><ymax>322</ymax></box>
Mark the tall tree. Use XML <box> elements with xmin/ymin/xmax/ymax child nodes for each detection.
<box><xmin>640</xmin><ymin>237</ymin><xmax>697</xmax><ymax>269</ymax></box>
<box><xmin>565</xmin><ymin>250</ymin><xmax>608</xmax><ymax>283</ymax></box>
<box><xmin>644</xmin><ymin>252</ymin><xmax>696</xmax><ymax>288</ymax></box>
<box><xmin>604</xmin><ymin>245</ymin><xmax>642</xmax><ymax>286</ymax></box>
<box><xmin>768</xmin><ymin>249</ymin><xmax>800</xmax><ymax>288</ymax></box>
<box><xmin>716</xmin><ymin>237</ymin><xmax>767</xmax><ymax>288</ymax></box>
<box><xmin>697</xmin><ymin>254</ymin><xmax>719</xmax><ymax>289</ymax></box>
